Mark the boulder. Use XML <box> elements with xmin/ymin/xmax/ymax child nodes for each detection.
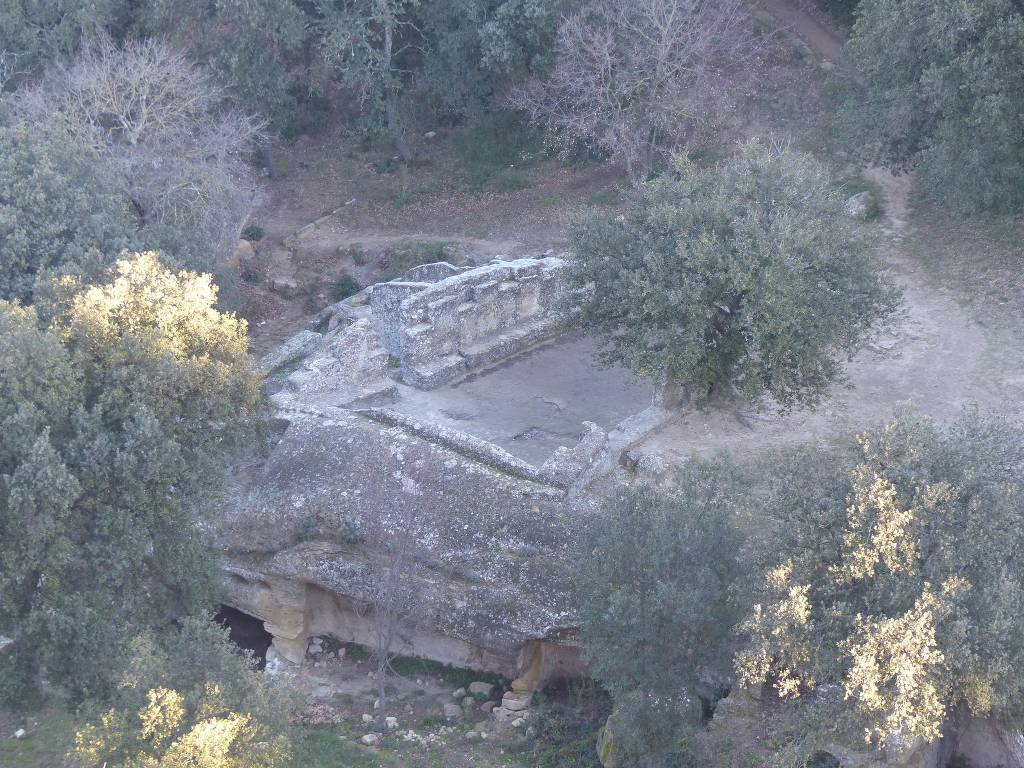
<box><xmin>469</xmin><ymin>681</ymin><xmax>494</xmax><ymax>698</ymax></box>
<box><xmin>256</xmin><ymin>330</ymin><xmax>322</xmax><ymax>374</ymax></box>
<box><xmin>443</xmin><ymin>703</ymin><xmax>462</xmax><ymax>721</ymax></box>
<box><xmin>501</xmin><ymin>691</ymin><xmax>532</xmax><ymax>712</ymax></box>
<box><xmin>360</xmin><ymin>733</ymin><xmax>382</xmax><ymax>746</ymax></box>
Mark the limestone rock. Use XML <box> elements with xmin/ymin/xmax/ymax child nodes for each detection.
<box><xmin>452</xmin><ymin>687</ymin><xmax>467</xmax><ymax>699</ymax></box>
<box><xmin>361</xmin><ymin>713</ymin><xmax>374</xmax><ymax>724</ymax></box>
<box><xmin>270</xmin><ymin>275</ymin><xmax>301</xmax><ymax>298</ymax></box>
<box><xmin>360</xmin><ymin>733</ymin><xmax>381</xmax><ymax>746</ymax></box>
<box><xmin>461</xmin><ymin>696</ymin><xmax>475</xmax><ymax>707</ymax></box>
<box><xmin>385</xmin><ymin>716</ymin><xmax>399</xmax><ymax>730</ymax></box>
<box><xmin>0</xmin><ymin>635</ymin><xmax>12</xmax><ymax>655</ymax></box>
<box><xmin>13</xmin><ymin>728</ymin><xmax>26</xmax><ymax>739</ymax></box>
<box><xmin>443</xmin><ymin>703</ymin><xmax>462</xmax><ymax>721</ymax></box>
<box><xmin>492</xmin><ymin>706</ymin><xmax>517</xmax><ymax>724</ymax></box>
<box><xmin>469</xmin><ymin>681</ymin><xmax>494</xmax><ymax>698</ymax></box>
<box><xmin>501</xmin><ymin>691</ymin><xmax>532</xmax><ymax>712</ymax></box>
<box><xmin>479</xmin><ymin>701</ymin><xmax>496</xmax><ymax>713</ymax></box>
<box><xmin>256</xmin><ymin>330</ymin><xmax>322</xmax><ymax>375</ymax></box>
<box><xmin>279</xmin><ymin>319</ymin><xmax>391</xmax><ymax>402</ymax></box>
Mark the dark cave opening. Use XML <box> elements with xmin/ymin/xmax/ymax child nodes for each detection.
<box><xmin>214</xmin><ymin>605</ymin><xmax>272</xmax><ymax>669</ymax></box>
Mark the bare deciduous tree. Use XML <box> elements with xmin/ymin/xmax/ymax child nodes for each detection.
<box><xmin>13</xmin><ymin>37</ymin><xmax>265</xmax><ymax>265</ymax></box>
<box><xmin>510</xmin><ymin>0</ymin><xmax>763</xmax><ymax>180</ymax></box>
<box><xmin>362</xmin><ymin>472</ymin><xmax>429</xmax><ymax>703</ymax></box>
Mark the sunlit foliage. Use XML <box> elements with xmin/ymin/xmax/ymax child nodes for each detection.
<box><xmin>0</xmin><ymin>253</ymin><xmax>261</xmax><ymax>703</ymax></box>
<box><xmin>738</xmin><ymin>411</ymin><xmax>1024</xmax><ymax>748</ymax></box>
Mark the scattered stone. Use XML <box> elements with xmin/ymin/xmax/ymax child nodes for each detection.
<box><xmin>373</xmin><ymin>698</ymin><xmax>381</xmax><ymax>710</ymax></box>
<box><xmin>512</xmin><ymin>718</ymin><xmax>525</xmax><ymax>728</ymax></box>
<box><xmin>360</xmin><ymin>733</ymin><xmax>381</xmax><ymax>746</ymax></box>
<box><xmin>443</xmin><ymin>703</ymin><xmax>463</xmax><ymax>721</ymax></box>
<box><xmin>13</xmin><ymin>728</ymin><xmax>26</xmax><ymax>739</ymax></box>
<box><xmin>0</xmin><ymin>635</ymin><xmax>12</xmax><ymax>655</ymax></box>
<box><xmin>479</xmin><ymin>701</ymin><xmax>496</xmax><ymax>714</ymax></box>
<box><xmin>451</xmin><ymin>687</ymin><xmax>467</xmax><ymax>699</ymax></box>
<box><xmin>465</xmin><ymin>730</ymin><xmax>479</xmax><ymax>739</ymax></box>
<box><xmin>361</xmin><ymin>713</ymin><xmax>374</xmax><ymax>724</ymax></box>
<box><xmin>270</xmin><ymin>274</ymin><xmax>301</xmax><ymax>298</ymax></box>
<box><xmin>424</xmin><ymin>131</ymin><xmax>437</xmax><ymax>139</ymax></box>
<box><xmin>501</xmin><ymin>691</ymin><xmax>532</xmax><ymax>712</ymax></box>
<box><xmin>461</xmin><ymin>696</ymin><xmax>475</xmax><ymax>707</ymax></box>
<box><xmin>468</xmin><ymin>681</ymin><xmax>494</xmax><ymax>698</ymax></box>
<box><xmin>385</xmin><ymin>716</ymin><xmax>399</xmax><ymax>730</ymax></box>
<box><xmin>492</xmin><ymin>706</ymin><xmax>517</xmax><ymax>724</ymax></box>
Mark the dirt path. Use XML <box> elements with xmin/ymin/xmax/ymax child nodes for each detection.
<box><xmin>637</xmin><ymin>172</ymin><xmax>1024</xmax><ymax>462</ymax></box>
<box><xmin>756</xmin><ymin>0</ymin><xmax>845</xmax><ymax>61</ymax></box>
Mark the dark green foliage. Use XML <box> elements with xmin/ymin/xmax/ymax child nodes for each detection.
<box><xmin>335</xmin><ymin>517</ymin><xmax>364</xmax><ymax>545</ymax></box>
<box><xmin>0</xmin><ymin>127</ymin><xmax>135</xmax><ymax>300</ymax></box>
<box><xmin>573</xmin><ymin>470</ymin><xmax>744</xmax><ymax>763</ymax></box>
<box><xmin>526</xmin><ymin>680</ymin><xmax>612</xmax><ymax>768</ymax></box>
<box><xmin>815</xmin><ymin>0</ymin><xmax>860</xmax><ymax>25</ymax></box>
<box><xmin>332</xmin><ymin>271</ymin><xmax>363</xmax><ymax>300</ymax></box>
<box><xmin>738</xmin><ymin>410</ymin><xmax>1024</xmax><ymax>749</ymax></box>
<box><xmin>839</xmin><ymin>0</ymin><xmax>1024</xmax><ymax>213</ymax></box>
<box><xmin>139</xmin><ymin>0</ymin><xmax>312</xmax><ymax>135</ymax></box>
<box><xmin>0</xmin><ymin>254</ymin><xmax>262</xmax><ymax>704</ymax></box>
<box><xmin>242</xmin><ymin>224</ymin><xmax>265</xmax><ymax>242</ymax></box>
<box><xmin>415</xmin><ymin>0</ymin><xmax>571</xmax><ymax>119</ymax></box>
<box><xmin>567</xmin><ymin>141</ymin><xmax>900</xmax><ymax>409</ymax></box>
<box><xmin>0</xmin><ymin>0</ymin><xmax>133</xmax><ymax>73</ymax></box>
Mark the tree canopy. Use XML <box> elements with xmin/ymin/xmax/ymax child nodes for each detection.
<box><xmin>566</xmin><ymin>141</ymin><xmax>900</xmax><ymax>410</ymax></box>
<box><xmin>738</xmin><ymin>411</ymin><xmax>1024</xmax><ymax>749</ymax></box>
<box><xmin>74</xmin><ymin>616</ymin><xmax>294</xmax><ymax>768</ymax></box>
<box><xmin>840</xmin><ymin>0</ymin><xmax>1024</xmax><ymax>213</ymax></box>
<box><xmin>0</xmin><ymin>252</ymin><xmax>261</xmax><ymax>702</ymax></box>
<box><xmin>573</xmin><ymin>476</ymin><xmax>743</xmax><ymax>764</ymax></box>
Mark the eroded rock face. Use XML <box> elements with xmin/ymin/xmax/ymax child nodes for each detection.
<box><xmin>219</xmin><ymin>257</ymin><xmax>672</xmax><ymax>688</ymax></box>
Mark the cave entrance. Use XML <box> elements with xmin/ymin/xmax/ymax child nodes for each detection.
<box><xmin>214</xmin><ymin>605</ymin><xmax>272</xmax><ymax>669</ymax></box>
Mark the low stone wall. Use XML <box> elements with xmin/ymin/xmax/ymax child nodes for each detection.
<box><xmin>370</xmin><ymin>256</ymin><xmax>567</xmax><ymax>389</ymax></box>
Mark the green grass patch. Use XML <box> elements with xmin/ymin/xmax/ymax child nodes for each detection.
<box><xmin>290</xmin><ymin>727</ymin><xmax>398</xmax><ymax>768</ymax></box>
<box><xmin>393</xmin><ymin>185</ymin><xmax>430</xmax><ymax>208</ymax></box>
<box><xmin>388</xmin><ymin>655</ymin><xmax>507</xmax><ymax>691</ymax></box>
<box><xmin>0</xmin><ymin>709</ymin><xmax>77</xmax><ymax>768</ymax></box>
<box><xmin>458</xmin><ymin>111</ymin><xmax>542</xmax><ymax>192</ymax></box>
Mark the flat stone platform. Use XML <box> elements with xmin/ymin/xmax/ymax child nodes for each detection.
<box><xmin>368</xmin><ymin>330</ymin><xmax>654</xmax><ymax>464</ymax></box>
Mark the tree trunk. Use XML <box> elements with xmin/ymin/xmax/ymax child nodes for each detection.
<box><xmin>382</xmin><ymin>22</ymin><xmax>412</xmax><ymax>164</ymax></box>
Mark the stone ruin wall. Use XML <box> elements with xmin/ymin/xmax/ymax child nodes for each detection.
<box><xmin>370</xmin><ymin>256</ymin><xmax>567</xmax><ymax>389</ymax></box>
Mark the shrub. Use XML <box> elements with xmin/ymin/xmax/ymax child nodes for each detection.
<box><xmin>241</xmin><ymin>224</ymin><xmax>265</xmax><ymax>242</ymax></box>
<box><xmin>332</xmin><ymin>271</ymin><xmax>362</xmax><ymax>301</ymax></box>
<box><xmin>573</xmin><ymin>469</ymin><xmax>744</xmax><ymax>764</ymax></box>
<box><xmin>73</xmin><ymin>617</ymin><xmax>294</xmax><ymax>768</ymax></box>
